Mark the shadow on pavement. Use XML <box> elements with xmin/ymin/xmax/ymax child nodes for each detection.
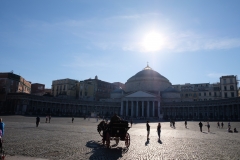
<box><xmin>86</xmin><ymin>140</ymin><xmax>125</xmax><ymax>160</ymax></box>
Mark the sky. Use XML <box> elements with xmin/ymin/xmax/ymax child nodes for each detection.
<box><xmin>1</xmin><ymin>0</ymin><xmax>240</xmax><ymax>88</ymax></box>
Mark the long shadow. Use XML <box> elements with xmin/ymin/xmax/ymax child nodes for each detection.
<box><xmin>209</xmin><ymin>132</ymin><xmax>216</xmax><ymax>134</ymax></box>
<box><xmin>86</xmin><ymin>140</ymin><xmax>125</xmax><ymax>160</ymax></box>
<box><xmin>202</xmin><ymin>132</ymin><xmax>208</xmax><ymax>134</ymax></box>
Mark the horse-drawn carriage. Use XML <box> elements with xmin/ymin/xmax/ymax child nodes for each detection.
<box><xmin>97</xmin><ymin>120</ymin><xmax>130</xmax><ymax>148</ymax></box>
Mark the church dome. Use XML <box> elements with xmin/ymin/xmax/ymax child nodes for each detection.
<box><xmin>125</xmin><ymin>64</ymin><xmax>171</xmax><ymax>92</ymax></box>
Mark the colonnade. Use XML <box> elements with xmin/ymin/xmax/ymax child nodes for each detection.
<box><xmin>163</xmin><ymin>104</ymin><xmax>240</xmax><ymax>120</ymax></box>
<box><xmin>120</xmin><ymin>100</ymin><xmax>161</xmax><ymax>118</ymax></box>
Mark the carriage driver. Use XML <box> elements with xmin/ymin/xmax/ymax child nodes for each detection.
<box><xmin>110</xmin><ymin>113</ymin><xmax>121</xmax><ymax>124</ymax></box>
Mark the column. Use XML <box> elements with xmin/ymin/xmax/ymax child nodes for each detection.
<box><xmin>158</xmin><ymin>101</ymin><xmax>160</xmax><ymax>118</ymax></box>
<box><xmin>131</xmin><ymin>101</ymin><xmax>134</xmax><ymax>117</ymax></box>
<box><xmin>136</xmin><ymin>101</ymin><xmax>139</xmax><ymax>117</ymax></box>
<box><xmin>126</xmin><ymin>101</ymin><xmax>128</xmax><ymax>116</ymax></box>
<box><xmin>152</xmin><ymin>101</ymin><xmax>155</xmax><ymax>117</ymax></box>
<box><xmin>238</xmin><ymin>104</ymin><xmax>240</xmax><ymax>120</ymax></box>
<box><xmin>142</xmin><ymin>101</ymin><xmax>144</xmax><ymax>117</ymax></box>
<box><xmin>121</xmin><ymin>101</ymin><xmax>123</xmax><ymax>116</ymax></box>
<box><xmin>147</xmin><ymin>101</ymin><xmax>149</xmax><ymax>118</ymax></box>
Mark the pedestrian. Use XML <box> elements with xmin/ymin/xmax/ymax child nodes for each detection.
<box><xmin>228</xmin><ymin>122</ymin><xmax>231</xmax><ymax>129</ymax></box>
<box><xmin>49</xmin><ymin>115</ymin><xmax>51</xmax><ymax>123</ymax></box>
<box><xmin>199</xmin><ymin>121</ymin><xmax>203</xmax><ymax>132</ymax></box>
<box><xmin>185</xmin><ymin>121</ymin><xmax>187</xmax><ymax>128</ymax></box>
<box><xmin>157</xmin><ymin>122</ymin><xmax>161</xmax><ymax>140</ymax></box>
<box><xmin>146</xmin><ymin>121</ymin><xmax>150</xmax><ymax>140</ymax></box>
<box><xmin>217</xmin><ymin>121</ymin><xmax>220</xmax><ymax>128</ymax></box>
<box><xmin>0</xmin><ymin>118</ymin><xmax>5</xmax><ymax>136</ymax></box>
<box><xmin>130</xmin><ymin>119</ymin><xmax>133</xmax><ymax>127</ymax></box>
<box><xmin>72</xmin><ymin>117</ymin><xmax>74</xmax><ymax>123</ymax></box>
<box><xmin>173</xmin><ymin>120</ymin><xmax>175</xmax><ymax>129</ymax></box>
<box><xmin>221</xmin><ymin>122</ymin><xmax>224</xmax><ymax>128</ymax></box>
<box><xmin>46</xmin><ymin>115</ymin><xmax>48</xmax><ymax>123</ymax></box>
<box><xmin>207</xmin><ymin>122</ymin><xmax>210</xmax><ymax>132</ymax></box>
<box><xmin>36</xmin><ymin>116</ymin><xmax>40</xmax><ymax>127</ymax></box>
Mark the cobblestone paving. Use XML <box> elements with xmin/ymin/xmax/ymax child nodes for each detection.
<box><xmin>1</xmin><ymin>116</ymin><xmax>240</xmax><ymax>160</ymax></box>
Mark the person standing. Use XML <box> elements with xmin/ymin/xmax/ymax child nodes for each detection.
<box><xmin>217</xmin><ymin>122</ymin><xmax>220</xmax><ymax>128</ymax></box>
<box><xmin>146</xmin><ymin>121</ymin><xmax>150</xmax><ymax>140</ymax></box>
<box><xmin>221</xmin><ymin>122</ymin><xmax>224</xmax><ymax>128</ymax></box>
<box><xmin>199</xmin><ymin>121</ymin><xmax>203</xmax><ymax>132</ymax></box>
<box><xmin>49</xmin><ymin>115</ymin><xmax>51</xmax><ymax>123</ymax></box>
<box><xmin>45</xmin><ymin>115</ymin><xmax>48</xmax><ymax>123</ymax></box>
<box><xmin>72</xmin><ymin>117</ymin><xmax>74</xmax><ymax>123</ymax></box>
<box><xmin>185</xmin><ymin>121</ymin><xmax>187</xmax><ymax>128</ymax></box>
<box><xmin>130</xmin><ymin>119</ymin><xmax>133</xmax><ymax>127</ymax></box>
<box><xmin>157</xmin><ymin>123</ymin><xmax>161</xmax><ymax>140</ymax></box>
<box><xmin>0</xmin><ymin>118</ymin><xmax>5</xmax><ymax>136</ymax></box>
<box><xmin>36</xmin><ymin>116</ymin><xmax>40</xmax><ymax>127</ymax></box>
<box><xmin>207</xmin><ymin>122</ymin><xmax>210</xmax><ymax>132</ymax></box>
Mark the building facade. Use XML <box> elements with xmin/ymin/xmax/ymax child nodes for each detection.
<box><xmin>51</xmin><ymin>78</ymin><xmax>78</xmax><ymax>98</ymax></box>
<box><xmin>79</xmin><ymin>76</ymin><xmax>117</xmax><ymax>101</ymax></box>
<box><xmin>0</xmin><ymin>66</ymin><xmax>240</xmax><ymax>121</ymax></box>
<box><xmin>31</xmin><ymin>83</ymin><xmax>45</xmax><ymax>96</ymax></box>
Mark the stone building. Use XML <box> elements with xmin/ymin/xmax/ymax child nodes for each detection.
<box><xmin>0</xmin><ymin>65</ymin><xmax>240</xmax><ymax>121</ymax></box>
<box><xmin>79</xmin><ymin>76</ymin><xmax>117</xmax><ymax>101</ymax></box>
<box><xmin>31</xmin><ymin>83</ymin><xmax>45</xmax><ymax>96</ymax></box>
<box><xmin>172</xmin><ymin>75</ymin><xmax>238</xmax><ymax>102</ymax></box>
<box><xmin>51</xmin><ymin>78</ymin><xmax>78</xmax><ymax>98</ymax></box>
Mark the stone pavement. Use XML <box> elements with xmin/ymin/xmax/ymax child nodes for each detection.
<box><xmin>1</xmin><ymin>116</ymin><xmax>240</xmax><ymax>160</ymax></box>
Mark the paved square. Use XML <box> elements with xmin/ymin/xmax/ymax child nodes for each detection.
<box><xmin>1</xmin><ymin>116</ymin><xmax>240</xmax><ymax>160</ymax></box>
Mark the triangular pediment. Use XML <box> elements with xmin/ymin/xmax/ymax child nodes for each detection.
<box><xmin>125</xmin><ymin>91</ymin><xmax>156</xmax><ymax>98</ymax></box>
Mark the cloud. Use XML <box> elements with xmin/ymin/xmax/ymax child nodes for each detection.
<box><xmin>106</xmin><ymin>13</ymin><xmax>160</xmax><ymax>20</ymax></box>
<box><xmin>121</xmin><ymin>31</ymin><xmax>240</xmax><ymax>53</ymax></box>
<box><xmin>207</xmin><ymin>73</ymin><xmax>226</xmax><ymax>78</ymax></box>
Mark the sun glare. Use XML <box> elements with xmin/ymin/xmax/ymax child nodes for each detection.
<box><xmin>142</xmin><ymin>31</ymin><xmax>165</xmax><ymax>52</ymax></box>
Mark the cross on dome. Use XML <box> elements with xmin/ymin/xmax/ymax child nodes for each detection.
<box><xmin>143</xmin><ymin>62</ymin><xmax>152</xmax><ymax>70</ymax></box>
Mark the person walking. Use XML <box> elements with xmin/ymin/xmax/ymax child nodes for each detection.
<box><xmin>45</xmin><ymin>115</ymin><xmax>48</xmax><ymax>123</ymax></box>
<box><xmin>130</xmin><ymin>119</ymin><xmax>133</xmax><ymax>127</ymax></box>
<box><xmin>49</xmin><ymin>115</ymin><xmax>51</xmax><ymax>123</ymax></box>
<box><xmin>199</xmin><ymin>121</ymin><xmax>203</xmax><ymax>132</ymax></box>
<box><xmin>157</xmin><ymin>123</ymin><xmax>161</xmax><ymax>140</ymax></box>
<box><xmin>36</xmin><ymin>116</ymin><xmax>40</xmax><ymax>127</ymax></box>
<box><xmin>146</xmin><ymin>121</ymin><xmax>150</xmax><ymax>140</ymax></box>
<box><xmin>221</xmin><ymin>122</ymin><xmax>224</xmax><ymax>128</ymax></box>
<box><xmin>0</xmin><ymin>118</ymin><xmax>5</xmax><ymax>136</ymax></box>
<box><xmin>217</xmin><ymin>121</ymin><xmax>220</xmax><ymax>128</ymax></box>
<box><xmin>72</xmin><ymin>117</ymin><xmax>74</xmax><ymax>123</ymax></box>
<box><xmin>207</xmin><ymin>122</ymin><xmax>210</xmax><ymax>132</ymax></box>
<box><xmin>185</xmin><ymin>121</ymin><xmax>187</xmax><ymax>128</ymax></box>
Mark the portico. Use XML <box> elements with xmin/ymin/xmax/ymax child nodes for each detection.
<box><xmin>120</xmin><ymin>91</ymin><xmax>161</xmax><ymax>118</ymax></box>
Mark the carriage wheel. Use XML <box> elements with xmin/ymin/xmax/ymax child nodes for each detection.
<box><xmin>106</xmin><ymin>133</ymin><xmax>110</xmax><ymax>148</ymax></box>
<box><xmin>125</xmin><ymin>132</ymin><xmax>130</xmax><ymax>148</ymax></box>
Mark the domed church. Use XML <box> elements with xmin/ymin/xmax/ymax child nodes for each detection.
<box><xmin>112</xmin><ymin>64</ymin><xmax>181</xmax><ymax>118</ymax></box>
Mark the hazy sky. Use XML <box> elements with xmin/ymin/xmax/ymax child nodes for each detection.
<box><xmin>1</xmin><ymin>0</ymin><xmax>240</xmax><ymax>88</ymax></box>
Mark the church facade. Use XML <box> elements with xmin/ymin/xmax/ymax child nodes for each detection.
<box><xmin>1</xmin><ymin>65</ymin><xmax>240</xmax><ymax>121</ymax></box>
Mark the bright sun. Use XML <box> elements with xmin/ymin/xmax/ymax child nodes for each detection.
<box><xmin>142</xmin><ymin>31</ymin><xmax>165</xmax><ymax>52</ymax></box>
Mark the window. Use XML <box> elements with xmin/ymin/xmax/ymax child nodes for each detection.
<box><xmin>230</xmin><ymin>85</ymin><xmax>234</xmax><ymax>90</ymax></box>
<box><xmin>230</xmin><ymin>78</ymin><xmax>233</xmax><ymax>83</ymax></box>
<box><xmin>224</xmin><ymin>86</ymin><xmax>227</xmax><ymax>91</ymax></box>
<box><xmin>204</xmin><ymin>92</ymin><xmax>206</xmax><ymax>96</ymax></box>
<box><xmin>214</xmin><ymin>92</ymin><xmax>216</xmax><ymax>96</ymax></box>
<box><xmin>223</xmin><ymin>79</ymin><xmax>226</xmax><ymax>84</ymax></box>
<box><xmin>231</xmin><ymin>92</ymin><xmax>234</xmax><ymax>97</ymax></box>
<box><xmin>209</xmin><ymin>92</ymin><xmax>211</xmax><ymax>96</ymax></box>
<box><xmin>225</xmin><ymin>93</ymin><xmax>227</xmax><ymax>98</ymax></box>
<box><xmin>199</xmin><ymin>93</ymin><xmax>201</xmax><ymax>96</ymax></box>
